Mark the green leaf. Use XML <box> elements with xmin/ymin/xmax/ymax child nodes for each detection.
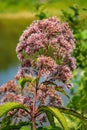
<box><xmin>9</xmin><ymin>122</ymin><xmax>32</xmax><ymax>130</ymax></box>
<box><xmin>37</xmin><ymin>127</ymin><xmax>43</xmax><ymax>130</ymax></box>
<box><xmin>38</xmin><ymin>106</ymin><xmax>68</xmax><ymax>130</ymax></box>
<box><xmin>20</xmin><ymin>126</ymin><xmax>30</xmax><ymax>130</ymax></box>
<box><xmin>0</xmin><ymin>121</ymin><xmax>32</xmax><ymax>130</ymax></box>
<box><xmin>37</xmin><ymin>126</ymin><xmax>63</xmax><ymax>130</ymax></box>
<box><xmin>81</xmin><ymin>30</ymin><xmax>87</xmax><ymax>40</ymax></box>
<box><xmin>0</xmin><ymin>116</ymin><xmax>11</xmax><ymax>130</ymax></box>
<box><xmin>46</xmin><ymin>112</ymin><xmax>55</xmax><ymax>127</ymax></box>
<box><xmin>18</xmin><ymin>77</ymin><xmax>34</xmax><ymax>91</ymax></box>
<box><xmin>0</xmin><ymin>102</ymin><xmax>28</xmax><ymax>117</ymax></box>
<box><xmin>55</xmin><ymin>87</ymin><xmax>70</xmax><ymax>99</ymax></box>
<box><xmin>59</xmin><ymin>107</ymin><xmax>87</xmax><ymax>122</ymax></box>
<box><xmin>18</xmin><ymin>77</ymin><xmax>37</xmax><ymax>93</ymax></box>
<box><xmin>46</xmin><ymin>126</ymin><xmax>63</xmax><ymax>130</ymax></box>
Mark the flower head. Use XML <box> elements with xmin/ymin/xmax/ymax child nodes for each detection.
<box><xmin>16</xmin><ymin>16</ymin><xmax>75</xmax><ymax>84</ymax></box>
<box><xmin>16</xmin><ymin>16</ymin><xmax>75</xmax><ymax>61</ymax></box>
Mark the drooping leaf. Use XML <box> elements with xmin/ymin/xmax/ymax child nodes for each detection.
<box><xmin>38</xmin><ymin>106</ymin><xmax>68</xmax><ymax>130</ymax></box>
<box><xmin>59</xmin><ymin>107</ymin><xmax>87</xmax><ymax>122</ymax></box>
<box><xmin>46</xmin><ymin>112</ymin><xmax>55</xmax><ymax>127</ymax></box>
<box><xmin>55</xmin><ymin>87</ymin><xmax>70</xmax><ymax>99</ymax></box>
<box><xmin>0</xmin><ymin>102</ymin><xmax>28</xmax><ymax>117</ymax></box>
<box><xmin>18</xmin><ymin>77</ymin><xmax>35</xmax><ymax>91</ymax></box>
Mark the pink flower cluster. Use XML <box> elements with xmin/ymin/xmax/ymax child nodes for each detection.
<box><xmin>0</xmin><ymin>79</ymin><xmax>62</xmax><ymax>124</ymax></box>
<box><xmin>36</xmin><ymin>56</ymin><xmax>58</xmax><ymax>77</ymax></box>
<box><xmin>16</xmin><ymin>16</ymin><xmax>75</xmax><ymax>60</ymax></box>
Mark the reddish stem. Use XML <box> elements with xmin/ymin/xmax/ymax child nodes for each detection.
<box><xmin>32</xmin><ymin>82</ymin><xmax>37</xmax><ymax>130</ymax></box>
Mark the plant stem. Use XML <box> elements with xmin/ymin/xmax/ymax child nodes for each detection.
<box><xmin>32</xmin><ymin>81</ymin><xmax>37</xmax><ymax>130</ymax></box>
<box><xmin>32</xmin><ymin>116</ymin><xmax>36</xmax><ymax>130</ymax></box>
<box><xmin>32</xmin><ymin>77</ymin><xmax>40</xmax><ymax>130</ymax></box>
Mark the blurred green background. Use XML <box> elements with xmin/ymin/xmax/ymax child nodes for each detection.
<box><xmin>0</xmin><ymin>0</ymin><xmax>87</xmax><ymax>85</ymax></box>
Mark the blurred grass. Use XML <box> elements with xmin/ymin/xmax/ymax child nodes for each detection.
<box><xmin>0</xmin><ymin>0</ymin><xmax>34</xmax><ymax>13</ymax></box>
<box><xmin>45</xmin><ymin>1</ymin><xmax>87</xmax><ymax>17</ymax></box>
<box><xmin>0</xmin><ymin>0</ymin><xmax>87</xmax><ymax>16</ymax></box>
<box><xmin>0</xmin><ymin>17</ymin><xmax>34</xmax><ymax>69</ymax></box>
<box><xmin>1</xmin><ymin>0</ymin><xmax>43</xmax><ymax>13</ymax></box>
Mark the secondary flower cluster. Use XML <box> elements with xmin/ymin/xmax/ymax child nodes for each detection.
<box><xmin>0</xmin><ymin>79</ymin><xmax>62</xmax><ymax>124</ymax></box>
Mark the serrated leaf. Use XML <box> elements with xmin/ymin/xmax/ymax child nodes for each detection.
<box><xmin>0</xmin><ymin>102</ymin><xmax>28</xmax><ymax>117</ymax></box>
<box><xmin>38</xmin><ymin>106</ymin><xmax>68</xmax><ymax>130</ymax></box>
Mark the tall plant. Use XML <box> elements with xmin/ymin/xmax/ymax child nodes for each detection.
<box><xmin>0</xmin><ymin>17</ymin><xmax>87</xmax><ymax>130</ymax></box>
